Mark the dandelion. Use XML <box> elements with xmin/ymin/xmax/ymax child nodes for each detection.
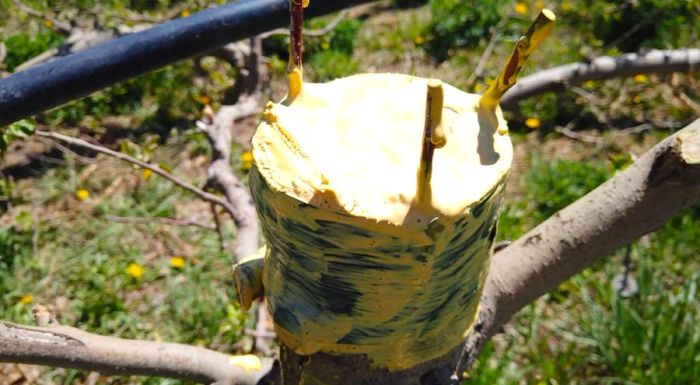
<box><xmin>170</xmin><ymin>256</ymin><xmax>186</xmax><ymax>269</ymax></box>
<box><xmin>515</xmin><ymin>2</ymin><xmax>528</xmax><ymax>15</ymax></box>
<box><xmin>241</xmin><ymin>151</ymin><xmax>254</xmax><ymax>171</ymax></box>
<box><xmin>534</xmin><ymin>0</ymin><xmax>544</xmax><ymax>10</ymax></box>
<box><xmin>414</xmin><ymin>35</ymin><xmax>425</xmax><ymax>45</ymax></box>
<box><xmin>525</xmin><ymin>117</ymin><xmax>541</xmax><ymax>129</ymax></box>
<box><xmin>583</xmin><ymin>80</ymin><xmax>596</xmax><ymax>89</ymax></box>
<box><xmin>19</xmin><ymin>294</ymin><xmax>33</xmax><ymax>305</ymax></box>
<box><xmin>126</xmin><ymin>263</ymin><xmax>144</xmax><ymax>279</ymax></box>
<box><xmin>199</xmin><ymin>95</ymin><xmax>211</xmax><ymax>105</ymax></box>
<box><xmin>633</xmin><ymin>74</ymin><xmax>648</xmax><ymax>83</ymax></box>
<box><xmin>75</xmin><ymin>188</ymin><xmax>90</xmax><ymax>201</ymax></box>
<box><xmin>321</xmin><ymin>41</ymin><xmax>330</xmax><ymax>50</ymax></box>
<box><xmin>142</xmin><ymin>168</ymin><xmax>153</xmax><ymax>181</ymax></box>
<box><xmin>43</xmin><ymin>19</ymin><xmax>53</xmax><ymax>28</ymax></box>
<box><xmin>473</xmin><ymin>83</ymin><xmax>484</xmax><ymax>93</ymax></box>
<box><xmin>180</xmin><ymin>10</ymin><xmax>190</xmax><ymax>17</ymax></box>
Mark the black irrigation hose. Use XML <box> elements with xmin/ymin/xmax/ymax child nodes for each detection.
<box><xmin>0</xmin><ymin>0</ymin><xmax>376</xmax><ymax>127</ymax></box>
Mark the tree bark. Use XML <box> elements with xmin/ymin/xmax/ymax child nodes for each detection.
<box><xmin>0</xmin><ymin>321</ymin><xmax>273</xmax><ymax>385</ymax></box>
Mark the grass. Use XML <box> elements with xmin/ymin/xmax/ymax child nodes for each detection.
<box><xmin>1</xmin><ymin>0</ymin><xmax>699</xmax><ymax>384</ymax></box>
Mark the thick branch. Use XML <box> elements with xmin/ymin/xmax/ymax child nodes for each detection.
<box><xmin>0</xmin><ymin>321</ymin><xmax>272</xmax><ymax>385</ymax></box>
<box><xmin>501</xmin><ymin>48</ymin><xmax>700</xmax><ymax>109</ymax></box>
<box><xmin>458</xmin><ymin>119</ymin><xmax>700</xmax><ymax>372</ymax></box>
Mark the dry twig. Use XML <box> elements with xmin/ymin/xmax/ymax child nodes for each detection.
<box><xmin>35</xmin><ymin>130</ymin><xmax>238</xmax><ymax>218</ymax></box>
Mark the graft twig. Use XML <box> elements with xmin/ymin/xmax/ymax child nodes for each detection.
<box><xmin>0</xmin><ymin>321</ymin><xmax>272</xmax><ymax>385</ymax></box>
<box><xmin>289</xmin><ymin>0</ymin><xmax>306</xmax><ymax>69</ymax></box>
<box><xmin>35</xmin><ymin>130</ymin><xmax>238</xmax><ymax>218</ymax></box>
<box><xmin>480</xmin><ymin>9</ymin><xmax>556</xmax><ymax>109</ymax></box>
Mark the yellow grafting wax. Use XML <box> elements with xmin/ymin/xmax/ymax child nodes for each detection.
<box><xmin>235</xmin><ymin>9</ymin><xmax>555</xmax><ymax>371</ymax></box>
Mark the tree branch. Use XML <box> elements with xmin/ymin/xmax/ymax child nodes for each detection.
<box><xmin>105</xmin><ymin>215</ymin><xmax>217</xmax><ymax>231</ymax></box>
<box><xmin>501</xmin><ymin>48</ymin><xmax>700</xmax><ymax>109</ymax></box>
<box><xmin>35</xmin><ymin>130</ymin><xmax>238</xmax><ymax>218</ymax></box>
<box><xmin>0</xmin><ymin>321</ymin><xmax>272</xmax><ymax>385</ymax></box>
<box><xmin>199</xmin><ymin>37</ymin><xmax>262</xmax><ymax>263</ymax></box>
<box><xmin>457</xmin><ymin>118</ymin><xmax>700</xmax><ymax>374</ymax></box>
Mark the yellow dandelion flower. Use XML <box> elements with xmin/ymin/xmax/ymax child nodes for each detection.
<box><xmin>473</xmin><ymin>83</ymin><xmax>484</xmax><ymax>93</ymax></box>
<box><xmin>414</xmin><ymin>35</ymin><xmax>425</xmax><ymax>45</ymax></box>
<box><xmin>19</xmin><ymin>294</ymin><xmax>33</xmax><ymax>305</ymax></box>
<box><xmin>633</xmin><ymin>74</ymin><xmax>648</xmax><ymax>83</ymax></box>
<box><xmin>228</xmin><ymin>355</ymin><xmax>262</xmax><ymax>372</ymax></box>
<box><xmin>170</xmin><ymin>256</ymin><xmax>186</xmax><ymax>269</ymax></box>
<box><xmin>43</xmin><ymin>19</ymin><xmax>54</xmax><ymax>28</ymax></box>
<box><xmin>142</xmin><ymin>168</ymin><xmax>153</xmax><ymax>181</ymax></box>
<box><xmin>180</xmin><ymin>10</ymin><xmax>190</xmax><ymax>18</ymax></box>
<box><xmin>515</xmin><ymin>2</ymin><xmax>528</xmax><ymax>15</ymax></box>
<box><xmin>525</xmin><ymin>117</ymin><xmax>541</xmax><ymax>129</ymax></box>
<box><xmin>75</xmin><ymin>189</ymin><xmax>90</xmax><ymax>201</ymax></box>
<box><xmin>321</xmin><ymin>41</ymin><xmax>330</xmax><ymax>50</ymax></box>
<box><xmin>561</xmin><ymin>1</ymin><xmax>573</xmax><ymax>11</ymax></box>
<box><xmin>583</xmin><ymin>80</ymin><xmax>596</xmax><ymax>89</ymax></box>
<box><xmin>534</xmin><ymin>0</ymin><xmax>545</xmax><ymax>10</ymax></box>
<box><xmin>240</xmin><ymin>150</ymin><xmax>254</xmax><ymax>171</ymax></box>
<box><xmin>126</xmin><ymin>263</ymin><xmax>144</xmax><ymax>278</ymax></box>
<box><xmin>199</xmin><ymin>95</ymin><xmax>210</xmax><ymax>105</ymax></box>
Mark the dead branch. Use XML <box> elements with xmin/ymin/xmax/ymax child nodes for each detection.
<box><xmin>105</xmin><ymin>215</ymin><xmax>217</xmax><ymax>231</ymax></box>
<box><xmin>0</xmin><ymin>321</ymin><xmax>272</xmax><ymax>385</ymax></box>
<box><xmin>35</xmin><ymin>130</ymin><xmax>239</xmax><ymax>218</ymax></box>
<box><xmin>554</xmin><ymin>120</ymin><xmax>604</xmax><ymax>145</ymax></box>
<box><xmin>501</xmin><ymin>48</ymin><xmax>700</xmax><ymax>109</ymax></box>
<box><xmin>456</xmin><ymin>118</ymin><xmax>700</xmax><ymax>375</ymax></box>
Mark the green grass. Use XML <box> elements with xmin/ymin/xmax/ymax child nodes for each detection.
<box><xmin>0</xmin><ymin>154</ymin><xmax>250</xmax><ymax>384</ymax></box>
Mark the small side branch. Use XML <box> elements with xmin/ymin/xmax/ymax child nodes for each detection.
<box><xmin>457</xmin><ymin>118</ymin><xmax>700</xmax><ymax>374</ymax></box>
<box><xmin>105</xmin><ymin>215</ymin><xmax>217</xmax><ymax>231</ymax></box>
<box><xmin>0</xmin><ymin>321</ymin><xmax>272</xmax><ymax>385</ymax></box>
<box><xmin>35</xmin><ymin>130</ymin><xmax>238</xmax><ymax>217</ymax></box>
<box><xmin>500</xmin><ymin>48</ymin><xmax>700</xmax><ymax>109</ymax></box>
